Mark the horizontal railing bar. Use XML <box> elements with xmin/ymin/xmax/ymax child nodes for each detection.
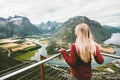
<box><xmin>0</xmin><ymin>49</ymin><xmax>119</xmax><ymax>80</ymax></box>
<box><xmin>67</xmin><ymin>49</ymin><xmax>120</xmax><ymax>59</ymax></box>
<box><xmin>0</xmin><ymin>63</ymin><xmax>32</xmax><ymax>77</ymax></box>
<box><xmin>0</xmin><ymin>52</ymin><xmax>65</xmax><ymax>80</ymax></box>
<box><xmin>30</xmin><ymin>74</ymin><xmax>39</xmax><ymax>80</ymax></box>
<box><xmin>17</xmin><ymin>68</ymin><xmax>39</xmax><ymax>80</ymax></box>
<box><xmin>101</xmin><ymin>53</ymin><xmax>120</xmax><ymax>59</ymax></box>
<box><xmin>0</xmin><ymin>62</ymin><xmax>27</xmax><ymax>73</ymax></box>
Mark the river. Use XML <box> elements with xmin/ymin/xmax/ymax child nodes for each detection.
<box><xmin>104</xmin><ymin>33</ymin><xmax>120</xmax><ymax>45</ymax></box>
<box><xmin>31</xmin><ymin>33</ymin><xmax>120</xmax><ymax>67</ymax></box>
<box><xmin>92</xmin><ymin>33</ymin><xmax>120</xmax><ymax>67</ymax></box>
<box><xmin>31</xmin><ymin>39</ymin><xmax>47</xmax><ymax>61</ymax></box>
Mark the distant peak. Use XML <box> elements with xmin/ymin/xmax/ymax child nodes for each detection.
<box><xmin>14</xmin><ymin>15</ymin><xmax>22</xmax><ymax>18</ymax></box>
<box><xmin>0</xmin><ymin>17</ymin><xmax>6</xmax><ymax>21</ymax></box>
<box><xmin>7</xmin><ymin>15</ymin><xmax>22</xmax><ymax>19</ymax></box>
<box><xmin>47</xmin><ymin>20</ymin><xmax>52</xmax><ymax>24</ymax></box>
<box><xmin>8</xmin><ymin>15</ymin><xmax>29</xmax><ymax>21</ymax></box>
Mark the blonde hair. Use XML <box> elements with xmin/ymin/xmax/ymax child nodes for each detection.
<box><xmin>75</xmin><ymin>23</ymin><xmax>96</xmax><ymax>63</ymax></box>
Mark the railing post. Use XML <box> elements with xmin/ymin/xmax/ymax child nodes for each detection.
<box><xmin>40</xmin><ymin>55</ymin><xmax>46</xmax><ymax>80</ymax></box>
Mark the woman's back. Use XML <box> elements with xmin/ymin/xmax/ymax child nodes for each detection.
<box><xmin>59</xmin><ymin>23</ymin><xmax>104</xmax><ymax>80</ymax></box>
<box><xmin>70</xmin><ymin>43</ymin><xmax>92</xmax><ymax>80</ymax></box>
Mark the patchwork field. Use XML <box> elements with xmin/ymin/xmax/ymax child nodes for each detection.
<box><xmin>0</xmin><ymin>38</ymin><xmax>36</xmax><ymax>52</ymax></box>
<box><xmin>0</xmin><ymin>38</ymin><xmax>41</xmax><ymax>61</ymax></box>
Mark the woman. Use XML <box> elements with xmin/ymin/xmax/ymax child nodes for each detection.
<box><xmin>59</xmin><ymin>23</ymin><xmax>104</xmax><ymax>80</ymax></box>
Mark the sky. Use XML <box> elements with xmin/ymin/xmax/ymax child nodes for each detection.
<box><xmin>0</xmin><ymin>0</ymin><xmax>120</xmax><ymax>26</ymax></box>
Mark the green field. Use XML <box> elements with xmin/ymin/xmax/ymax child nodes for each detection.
<box><xmin>15</xmin><ymin>50</ymin><xmax>37</xmax><ymax>61</ymax></box>
<box><xmin>14</xmin><ymin>45</ymin><xmax>41</xmax><ymax>61</ymax></box>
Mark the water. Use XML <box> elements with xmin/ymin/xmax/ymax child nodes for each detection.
<box><xmin>31</xmin><ymin>40</ymin><xmax>47</xmax><ymax>61</ymax></box>
<box><xmin>50</xmin><ymin>33</ymin><xmax>120</xmax><ymax>67</ymax></box>
<box><xmin>92</xmin><ymin>33</ymin><xmax>120</xmax><ymax>67</ymax></box>
<box><xmin>92</xmin><ymin>48</ymin><xmax>120</xmax><ymax>67</ymax></box>
<box><xmin>46</xmin><ymin>47</ymin><xmax>120</xmax><ymax>67</ymax></box>
<box><xmin>104</xmin><ymin>33</ymin><xmax>120</xmax><ymax>46</ymax></box>
<box><xmin>31</xmin><ymin>33</ymin><xmax>120</xmax><ymax>67</ymax></box>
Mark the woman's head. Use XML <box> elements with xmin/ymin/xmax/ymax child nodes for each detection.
<box><xmin>75</xmin><ymin>23</ymin><xmax>96</xmax><ymax>63</ymax></box>
<box><xmin>75</xmin><ymin>23</ymin><xmax>90</xmax><ymax>39</ymax></box>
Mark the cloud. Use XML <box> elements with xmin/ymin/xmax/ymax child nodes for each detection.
<box><xmin>0</xmin><ymin>0</ymin><xmax>120</xmax><ymax>26</ymax></box>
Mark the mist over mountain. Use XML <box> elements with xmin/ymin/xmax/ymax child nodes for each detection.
<box><xmin>52</xmin><ymin>16</ymin><xmax>116</xmax><ymax>44</ymax></box>
<box><xmin>37</xmin><ymin>21</ymin><xmax>62</xmax><ymax>34</ymax></box>
<box><xmin>0</xmin><ymin>15</ymin><xmax>40</xmax><ymax>38</ymax></box>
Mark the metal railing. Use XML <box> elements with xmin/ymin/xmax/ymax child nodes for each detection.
<box><xmin>0</xmin><ymin>49</ymin><xmax>120</xmax><ymax>80</ymax></box>
<box><xmin>101</xmin><ymin>53</ymin><xmax>120</xmax><ymax>59</ymax></box>
<box><xmin>0</xmin><ymin>53</ymin><xmax>61</xmax><ymax>80</ymax></box>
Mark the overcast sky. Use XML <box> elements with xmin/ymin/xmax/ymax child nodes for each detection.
<box><xmin>0</xmin><ymin>0</ymin><xmax>120</xmax><ymax>26</ymax></box>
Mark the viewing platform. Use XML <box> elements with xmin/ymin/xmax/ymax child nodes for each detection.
<box><xmin>0</xmin><ymin>49</ymin><xmax>120</xmax><ymax>80</ymax></box>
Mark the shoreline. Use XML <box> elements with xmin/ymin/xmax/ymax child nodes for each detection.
<box><xmin>100</xmin><ymin>47</ymin><xmax>116</xmax><ymax>54</ymax></box>
<box><xmin>100</xmin><ymin>44</ymin><xmax>117</xmax><ymax>54</ymax></box>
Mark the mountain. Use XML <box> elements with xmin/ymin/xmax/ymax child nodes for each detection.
<box><xmin>0</xmin><ymin>15</ymin><xmax>40</xmax><ymax>38</ymax></box>
<box><xmin>37</xmin><ymin>21</ymin><xmax>62</xmax><ymax>34</ymax></box>
<box><xmin>52</xmin><ymin>16</ymin><xmax>113</xmax><ymax>44</ymax></box>
<box><xmin>103</xmin><ymin>25</ymin><xmax>120</xmax><ymax>33</ymax></box>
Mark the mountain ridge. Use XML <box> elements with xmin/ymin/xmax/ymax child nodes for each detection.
<box><xmin>0</xmin><ymin>15</ymin><xmax>120</xmax><ymax>39</ymax></box>
<box><xmin>36</xmin><ymin>21</ymin><xmax>62</xmax><ymax>34</ymax></box>
<box><xmin>53</xmin><ymin>16</ymin><xmax>112</xmax><ymax>44</ymax></box>
<box><xmin>0</xmin><ymin>15</ymin><xmax>40</xmax><ymax>38</ymax></box>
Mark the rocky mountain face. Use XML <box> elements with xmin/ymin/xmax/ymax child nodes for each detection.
<box><xmin>52</xmin><ymin>16</ymin><xmax>113</xmax><ymax>44</ymax></box>
<box><xmin>37</xmin><ymin>21</ymin><xmax>62</xmax><ymax>34</ymax></box>
<box><xmin>0</xmin><ymin>15</ymin><xmax>40</xmax><ymax>38</ymax></box>
<box><xmin>0</xmin><ymin>15</ymin><xmax>119</xmax><ymax>41</ymax></box>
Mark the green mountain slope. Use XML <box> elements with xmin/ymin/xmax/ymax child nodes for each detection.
<box><xmin>54</xmin><ymin>16</ymin><xmax>111</xmax><ymax>43</ymax></box>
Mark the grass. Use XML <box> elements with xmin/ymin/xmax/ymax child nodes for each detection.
<box><xmin>14</xmin><ymin>45</ymin><xmax>41</xmax><ymax>61</ymax></box>
<box><xmin>106</xmin><ymin>63</ymin><xmax>120</xmax><ymax>73</ymax></box>
<box><xmin>93</xmin><ymin>63</ymin><xmax>120</xmax><ymax>73</ymax></box>
<box><xmin>95</xmin><ymin>66</ymin><xmax>106</xmax><ymax>72</ymax></box>
<box><xmin>15</xmin><ymin>50</ymin><xmax>36</xmax><ymax>61</ymax></box>
<box><xmin>40</xmin><ymin>40</ymin><xmax>47</xmax><ymax>44</ymax></box>
<box><xmin>9</xmin><ymin>45</ymin><xmax>21</xmax><ymax>49</ymax></box>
